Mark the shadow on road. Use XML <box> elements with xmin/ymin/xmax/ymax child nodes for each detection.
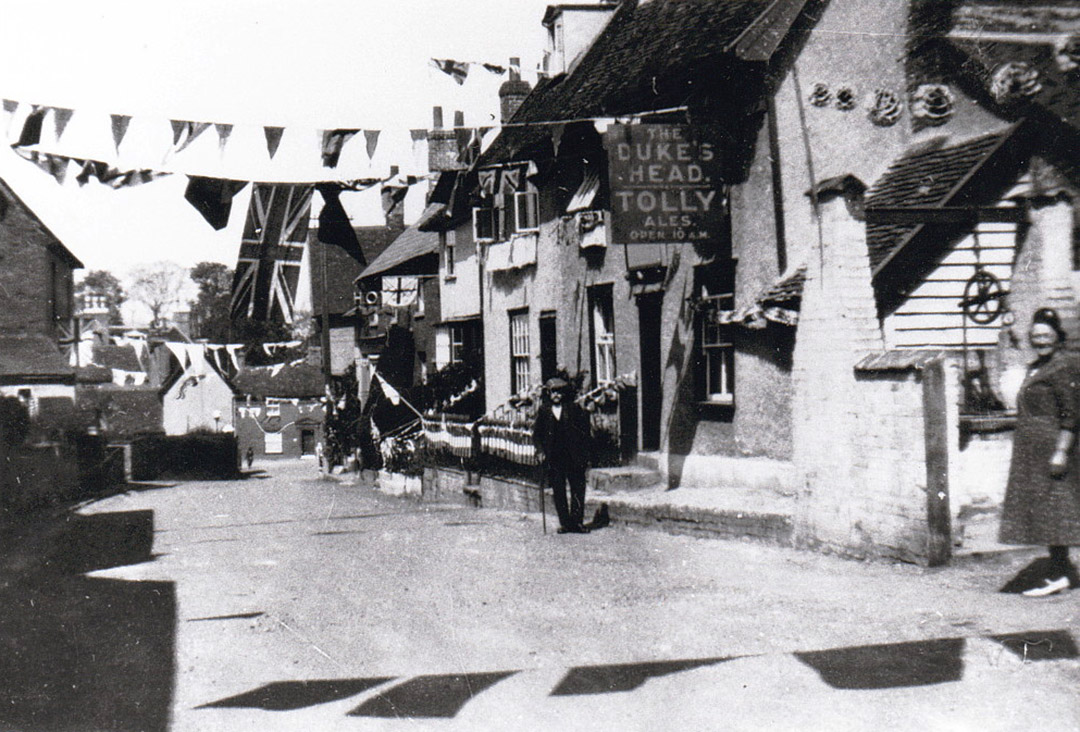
<box><xmin>0</xmin><ymin>510</ymin><xmax>176</xmax><ymax>732</ymax></box>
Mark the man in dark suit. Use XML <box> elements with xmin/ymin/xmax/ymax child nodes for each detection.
<box><xmin>532</xmin><ymin>377</ymin><xmax>592</xmax><ymax>534</ymax></box>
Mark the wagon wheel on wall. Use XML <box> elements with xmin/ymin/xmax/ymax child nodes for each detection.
<box><xmin>959</xmin><ymin>270</ymin><xmax>1007</xmax><ymax>325</ymax></box>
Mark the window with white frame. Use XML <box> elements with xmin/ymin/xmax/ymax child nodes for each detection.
<box><xmin>266</xmin><ymin>398</ymin><xmax>281</xmax><ymax>417</ymax></box>
<box><xmin>449</xmin><ymin>323</ymin><xmax>466</xmax><ymax>364</ymax></box>
<box><xmin>514</xmin><ymin>189</ymin><xmax>539</xmax><ymax>232</ymax></box>
<box><xmin>590</xmin><ymin>287</ymin><xmax>616</xmax><ymax>384</ymax></box>
<box><xmin>509</xmin><ymin>310</ymin><xmax>530</xmax><ymax>394</ymax></box>
<box><xmin>696</xmin><ymin>262</ymin><xmax>736</xmax><ymax>406</ymax></box>
<box><xmin>473</xmin><ymin>206</ymin><xmax>496</xmax><ymax>242</ymax></box>
<box><xmin>441</xmin><ymin>229</ymin><xmax>456</xmax><ymax>277</ymax></box>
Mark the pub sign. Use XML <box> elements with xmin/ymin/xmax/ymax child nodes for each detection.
<box><xmin>604</xmin><ymin>123</ymin><xmax>725</xmax><ymax>244</ymax></box>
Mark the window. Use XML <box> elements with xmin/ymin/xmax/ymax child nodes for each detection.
<box><xmin>509</xmin><ymin>310</ymin><xmax>530</xmax><ymax>394</ymax></box>
<box><xmin>514</xmin><ymin>190</ymin><xmax>539</xmax><ymax>232</ymax></box>
<box><xmin>473</xmin><ymin>207</ymin><xmax>496</xmax><ymax>242</ymax></box>
<box><xmin>266</xmin><ymin>399</ymin><xmax>281</xmax><ymax>417</ymax></box>
<box><xmin>442</xmin><ymin>229</ymin><xmax>456</xmax><ymax>277</ymax></box>
<box><xmin>696</xmin><ymin>262</ymin><xmax>736</xmax><ymax>406</ymax></box>
<box><xmin>589</xmin><ymin>287</ymin><xmax>616</xmax><ymax>384</ymax></box>
<box><xmin>449</xmin><ymin>324</ymin><xmax>466</xmax><ymax>364</ymax></box>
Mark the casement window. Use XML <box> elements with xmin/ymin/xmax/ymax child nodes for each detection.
<box><xmin>514</xmin><ymin>189</ymin><xmax>539</xmax><ymax>232</ymax></box>
<box><xmin>266</xmin><ymin>399</ymin><xmax>281</xmax><ymax>417</ymax></box>
<box><xmin>509</xmin><ymin>309</ymin><xmax>530</xmax><ymax>394</ymax></box>
<box><xmin>441</xmin><ymin>229</ymin><xmax>456</xmax><ymax>277</ymax></box>
<box><xmin>473</xmin><ymin>206</ymin><xmax>496</xmax><ymax>242</ymax></box>
<box><xmin>449</xmin><ymin>323</ymin><xmax>466</xmax><ymax>364</ymax></box>
<box><xmin>589</xmin><ymin>286</ymin><xmax>616</xmax><ymax>385</ymax></box>
<box><xmin>696</xmin><ymin>262</ymin><xmax>736</xmax><ymax>407</ymax></box>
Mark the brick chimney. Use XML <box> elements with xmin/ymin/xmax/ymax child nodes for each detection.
<box><xmin>428</xmin><ymin>106</ymin><xmax>461</xmax><ymax>173</ymax></box>
<box><xmin>499</xmin><ymin>58</ymin><xmax>531</xmax><ymax>123</ymax></box>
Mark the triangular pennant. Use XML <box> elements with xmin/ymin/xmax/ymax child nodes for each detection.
<box><xmin>482</xmin><ymin>63</ymin><xmax>506</xmax><ymax>74</ymax></box>
<box><xmin>13</xmin><ymin>148</ymin><xmax>70</xmax><ymax>185</ymax></box>
<box><xmin>15</xmin><ymin>106</ymin><xmax>45</xmax><ymax>147</ymax></box>
<box><xmin>184</xmin><ymin>176</ymin><xmax>249</xmax><ymax>230</ymax></box>
<box><xmin>551</xmin><ymin>123</ymin><xmax>566</xmax><ymax>156</ymax></box>
<box><xmin>214</xmin><ymin>123</ymin><xmax>233</xmax><ymax>152</ymax></box>
<box><xmin>52</xmin><ymin>107</ymin><xmax>74</xmax><ymax>140</ymax></box>
<box><xmin>110</xmin><ymin>114</ymin><xmax>131</xmax><ymax>152</ymax></box>
<box><xmin>364</xmin><ymin>129</ymin><xmax>381</xmax><ymax>160</ymax></box>
<box><xmin>263</xmin><ymin>126</ymin><xmax>284</xmax><ymax>158</ymax></box>
<box><xmin>170</xmin><ymin>119</ymin><xmax>186</xmax><ymax>145</ymax></box>
<box><xmin>315</xmin><ymin>183</ymin><xmax>364</xmax><ymax>261</ymax></box>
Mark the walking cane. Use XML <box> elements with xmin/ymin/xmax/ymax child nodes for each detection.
<box><xmin>538</xmin><ymin>462</ymin><xmax>547</xmax><ymax>535</ymax></box>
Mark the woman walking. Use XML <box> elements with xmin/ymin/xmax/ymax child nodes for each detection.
<box><xmin>1000</xmin><ymin>307</ymin><xmax>1080</xmax><ymax>596</ymax></box>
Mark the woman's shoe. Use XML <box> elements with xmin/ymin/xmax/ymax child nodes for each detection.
<box><xmin>1022</xmin><ymin>576</ymin><xmax>1070</xmax><ymax>597</ymax></box>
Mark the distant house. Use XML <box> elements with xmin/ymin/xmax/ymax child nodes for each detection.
<box><xmin>160</xmin><ymin>354</ymin><xmax>235</xmax><ymax>436</ymax></box>
<box><xmin>232</xmin><ymin>361</ymin><xmax>325</xmax><ymax>459</ymax></box>
<box><xmin>0</xmin><ymin>175</ymin><xmax>83</xmax><ymax>408</ymax></box>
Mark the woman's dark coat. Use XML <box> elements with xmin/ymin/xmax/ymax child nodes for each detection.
<box><xmin>1000</xmin><ymin>352</ymin><xmax>1080</xmax><ymax>545</ymax></box>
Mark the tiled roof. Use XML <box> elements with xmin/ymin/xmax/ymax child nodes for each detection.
<box><xmin>91</xmin><ymin>344</ymin><xmax>143</xmax><ymax>372</ymax></box>
<box><xmin>863</xmin><ymin>130</ymin><xmax>1012</xmax><ymax>271</ymax></box>
<box><xmin>481</xmin><ymin>0</ymin><xmax>799</xmax><ymax>165</ymax></box>
<box><xmin>232</xmin><ymin>361</ymin><xmax>324</xmax><ymax>399</ymax></box>
<box><xmin>359</xmin><ymin>207</ymin><xmax>442</xmax><ymax>280</ymax></box>
<box><xmin>0</xmin><ymin>334</ymin><xmax>73</xmax><ymax>382</ymax></box>
<box><xmin>758</xmin><ymin>266</ymin><xmax>806</xmax><ymax>306</ymax></box>
<box><xmin>76</xmin><ymin>385</ymin><xmax>163</xmax><ymax>437</ymax></box>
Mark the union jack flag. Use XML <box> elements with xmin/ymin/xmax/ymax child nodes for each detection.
<box><xmin>231</xmin><ymin>183</ymin><xmax>313</xmax><ymax>323</ymax></box>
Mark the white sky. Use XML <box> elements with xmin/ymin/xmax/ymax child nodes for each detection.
<box><xmin>0</xmin><ymin>0</ymin><xmax>558</xmax><ymax>284</ymax></box>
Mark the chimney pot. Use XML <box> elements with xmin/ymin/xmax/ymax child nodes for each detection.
<box><xmin>453</xmin><ymin>110</ymin><xmax>465</xmax><ymax>128</ymax></box>
<box><xmin>433</xmin><ymin>106</ymin><xmax>444</xmax><ymax>129</ymax></box>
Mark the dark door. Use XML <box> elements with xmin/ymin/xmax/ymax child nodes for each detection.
<box><xmin>300</xmin><ymin>428</ymin><xmax>315</xmax><ymax>456</ymax></box>
<box><xmin>539</xmin><ymin>312</ymin><xmax>557</xmax><ymax>383</ymax></box>
<box><xmin>637</xmin><ymin>293</ymin><xmax>662</xmax><ymax>451</ymax></box>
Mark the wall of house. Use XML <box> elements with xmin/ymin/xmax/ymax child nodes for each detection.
<box><xmin>162</xmin><ymin>370</ymin><xmax>234</xmax><ymax>435</ymax></box>
<box><xmin>441</xmin><ymin>224</ymin><xmax>483</xmax><ymax>324</ymax></box>
<box><xmin>0</xmin><ymin>200</ymin><xmax>59</xmax><ymax>337</ymax></box>
<box><xmin>233</xmin><ymin>398</ymin><xmax>323</xmax><ymax>459</ymax></box>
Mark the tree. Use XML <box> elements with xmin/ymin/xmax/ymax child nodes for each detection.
<box><xmin>127</xmin><ymin>261</ymin><xmax>188</xmax><ymax>328</ymax></box>
<box><xmin>189</xmin><ymin>262</ymin><xmax>233</xmax><ymax>342</ymax></box>
<box><xmin>75</xmin><ymin>270</ymin><xmax>125</xmax><ymax>325</ymax></box>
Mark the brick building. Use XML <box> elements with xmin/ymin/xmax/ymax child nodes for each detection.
<box><xmin>232</xmin><ymin>361</ymin><xmax>325</xmax><ymax>460</ymax></box>
<box><xmin>414</xmin><ymin>0</ymin><xmax>1080</xmax><ymax>564</ymax></box>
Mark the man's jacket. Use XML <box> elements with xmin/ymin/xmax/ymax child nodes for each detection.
<box><xmin>532</xmin><ymin>401</ymin><xmax>592</xmax><ymax>470</ymax></box>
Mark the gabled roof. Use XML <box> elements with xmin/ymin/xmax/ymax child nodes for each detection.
<box><xmin>0</xmin><ymin>334</ymin><xmax>74</xmax><ymax>383</ymax></box>
<box><xmin>0</xmin><ymin>177</ymin><xmax>83</xmax><ymax>270</ymax></box>
<box><xmin>481</xmin><ymin>0</ymin><xmax>813</xmax><ymax>165</ymax></box>
<box><xmin>232</xmin><ymin>361</ymin><xmax>324</xmax><ymax>399</ymax></box>
<box><xmin>864</xmin><ymin>129</ymin><xmax>1017</xmax><ymax>272</ymax></box>
<box><xmin>358</xmin><ymin>205</ymin><xmax>443</xmax><ymax>280</ymax></box>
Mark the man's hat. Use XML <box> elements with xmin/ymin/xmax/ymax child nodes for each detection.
<box><xmin>545</xmin><ymin>377</ymin><xmax>569</xmax><ymax>391</ymax></box>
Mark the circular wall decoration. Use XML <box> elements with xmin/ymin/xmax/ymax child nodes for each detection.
<box><xmin>911</xmin><ymin>84</ymin><xmax>955</xmax><ymax>125</ymax></box>
<box><xmin>1055</xmin><ymin>34</ymin><xmax>1080</xmax><ymax>72</ymax></box>
<box><xmin>835</xmin><ymin>87</ymin><xmax>856</xmax><ymax>111</ymax></box>
<box><xmin>867</xmin><ymin>88</ymin><xmax>903</xmax><ymax>126</ymax></box>
<box><xmin>809</xmin><ymin>83</ymin><xmax>832</xmax><ymax>107</ymax></box>
<box><xmin>989</xmin><ymin>62</ymin><xmax>1042</xmax><ymax>105</ymax></box>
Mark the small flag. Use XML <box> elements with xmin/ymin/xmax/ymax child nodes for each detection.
<box><xmin>432</xmin><ymin>58</ymin><xmax>469</xmax><ymax>85</ymax></box>
<box><xmin>52</xmin><ymin>107</ymin><xmax>74</xmax><ymax>141</ymax></box>
<box><xmin>171</xmin><ymin>121</ymin><xmax>211</xmax><ymax>153</ymax></box>
<box><xmin>410</xmin><ymin>128</ymin><xmax>428</xmax><ymax>142</ymax></box>
<box><xmin>214</xmin><ymin>123</ymin><xmax>233</xmax><ymax>152</ymax></box>
<box><xmin>15</xmin><ymin>106</ymin><xmax>45</xmax><ymax>147</ymax></box>
<box><xmin>482</xmin><ymin>63</ymin><xmax>506</xmax><ymax>74</ymax></box>
<box><xmin>321</xmin><ymin>128</ymin><xmax>359</xmax><ymax>168</ymax></box>
<box><xmin>264</xmin><ymin>126</ymin><xmax>285</xmax><ymax>158</ymax></box>
<box><xmin>374</xmin><ymin>371</ymin><xmax>402</xmax><ymax>405</ymax></box>
<box><xmin>110</xmin><ymin>114</ymin><xmax>131</xmax><ymax>152</ymax></box>
<box><xmin>364</xmin><ymin>129</ymin><xmax>380</xmax><ymax>160</ymax></box>
<box><xmin>184</xmin><ymin>176</ymin><xmax>249</xmax><ymax>230</ymax></box>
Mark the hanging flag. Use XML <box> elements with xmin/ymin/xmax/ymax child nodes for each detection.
<box><xmin>15</xmin><ymin>106</ymin><xmax>45</xmax><ymax>147</ymax></box>
<box><xmin>263</xmin><ymin>126</ymin><xmax>285</xmax><ymax>158</ymax></box>
<box><xmin>231</xmin><ymin>183</ymin><xmax>313</xmax><ymax>323</ymax></box>
<box><xmin>225</xmin><ymin>344</ymin><xmax>243</xmax><ymax>371</ymax></box>
<box><xmin>2</xmin><ymin>100</ymin><xmax>16</xmax><ymax>114</ymax></box>
<box><xmin>13</xmin><ymin>148</ymin><xmax>70</xmax><ymax>185</ymax></box>
<box><xmin>551</xmin><ymin>123</ymin><xmax>566</xmax><ymax>155</ymax></box>
<box><xmin>501</xmin><ymin>167</ymin><xmax>521</xmax><ymax>193</ymax></box>
<box><xmin>482</xmin><ymin>63</ymin><xmax>506</xmax><ymax>75</ymax></box>
<box><xmin>381</xmin><ymin>276</ymin><xmax>418</xmax><ymax>307</ymax></box>
<box><xmin>164</xmin><ymin>341</ymin><xmax>190</xmax><ymax>369</ymax></box>
<box><xmin>184</xmin><ymin>176</ymin><xmax>249</xmax><ymax>230</ymax></box>
<box><xmin>52</xmin><ymin>107</ymin><xmax>74</xmax><ymax>141</ymax></box>
<box><xmin>214</xmin><ymin>123</ymin><xmax>233</xmax><ymax>152</ymax></box>
<box><xmin>321</xmin><ymin>129</ymin><xmax>359</xmax><ymax>168</ymax></box>
<box><xmin>478</xmin><ymin>168</ymin><xmax>498</xmax><ymax>195</ymax></box>
<box><xmin>432</xmin><ymin>58</ymin><xmax>469</xmax><ymax>85</ymax></box>
<box><xmin>410</xmin><ymin>128</ymin><xmax>428</xmax><ymax>142</ymax></box>
<box><xmin>316</xmin><ymin>183</ymin><xmax>364</xmax><ymax>261</ymax></box>
<box><xmin>171</xmin><ymin>121</ymin><xmax>211</xmax><ymax>153</ymax></box>
<box><xmin>364</xmin><ymin>129</ymin><xmax>380</xmax><ymax>160</ymax></box>
<box><xmin>110</xmin><ymin>114</ymin><xmax>131</xmax><ymax>152</ymax></box>
<box><xmin>72</xmin><ymin>158</ymin><xmax>168</xmax><ymax>188</ymax></box>
<box><xmin>374</xmin><ymin>371</ymin><xmax>402</xmax><ymax>406</ymax></box>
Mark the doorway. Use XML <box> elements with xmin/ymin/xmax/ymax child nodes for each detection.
<box><xmin>637</xmin><ymin>293</ymin><xmax>663</xmax><ymax>451</ymax></box>
<box><xmin>300</xmin><ymin>428</ymin><xmax>316</xmax><ymax>456</ymax></box>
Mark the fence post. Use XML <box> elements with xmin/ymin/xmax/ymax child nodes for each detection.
<box><xmin>922</xmin><ymin>359</ymin><xmax>952</xmax><ymax>567</ymax></box>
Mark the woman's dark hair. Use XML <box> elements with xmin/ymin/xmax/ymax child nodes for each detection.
<box><xmin>1032</xmin><ymin>307</ymin><xmax>1067</xmax><ymax>342</ymax></box>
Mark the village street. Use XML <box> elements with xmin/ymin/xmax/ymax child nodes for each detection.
<box><xmin>0</xmin><ymin>460</ymin><xmax>1078</xmax><ymax>732</ymax></box>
